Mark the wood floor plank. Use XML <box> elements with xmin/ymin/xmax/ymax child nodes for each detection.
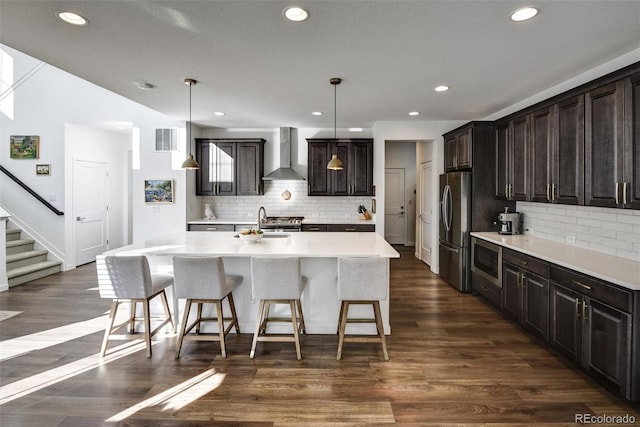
<box><xmin>0</xmin><ymin>246</ymin><xmax>638</xmax><ymax>425</ymax></box>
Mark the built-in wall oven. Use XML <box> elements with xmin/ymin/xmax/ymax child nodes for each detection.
<box><xmin>471</xmin><ymin>237</ymin><xmax>502</xmax><ymax>287</ymax></box>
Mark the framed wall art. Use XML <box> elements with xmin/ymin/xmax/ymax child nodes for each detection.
<box><xmin>10</xmin><ymin>135</ymin><xmax>40</xmax><ymax>159</ymax></box>
<box><xmin>36</xmin><ymin>164</ymin><xmax>51</xmax><ymax>176</ymax></box>
<box><xmin>144</xmin><ymin>179</ymin><xmax>174</xmax><ymax>204</ymax></box>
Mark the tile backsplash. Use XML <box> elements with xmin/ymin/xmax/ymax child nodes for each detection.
<box><xmin>517</xmin><ymin>202</ymin><xmax>640</xmax><ymax>261</ymax></box>
<box><xmin>197</xmin><ymin>180</ymin><xmax>375</xmax><ymax>222</ymax></box>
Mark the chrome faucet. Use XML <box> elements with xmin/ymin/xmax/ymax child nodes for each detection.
<box><xmin>257</xmin><ymin>206</ymin><xmax>267</xmax><ymax>231</ymax></box>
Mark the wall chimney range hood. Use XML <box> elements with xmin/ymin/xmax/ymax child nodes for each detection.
<box><xmin>262</xmin><ymin>127</ymin><xmax>306</xmax><ymax>180</ymax></box>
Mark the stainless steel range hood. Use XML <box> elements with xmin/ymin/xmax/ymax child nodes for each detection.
<box><xmin>262</xmin><ymin>127</ymin><xmax>306</xmax><ymax>180</ymax></box>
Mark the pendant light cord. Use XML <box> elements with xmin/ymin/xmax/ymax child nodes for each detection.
<box><xmin>189</xmin><ymin>81</ymin><xmax>192</xmax><ymax>147</ymax></box>
<box><xmin>334</xmin><ymin>81</ymin><xmax>337</xmax><ymax>138</ymax></box>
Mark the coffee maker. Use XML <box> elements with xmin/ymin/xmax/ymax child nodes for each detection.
<box><xmin>498</xmin><ymin>207</ymin><xmax>522</xmax><ymax>235</ymax></box>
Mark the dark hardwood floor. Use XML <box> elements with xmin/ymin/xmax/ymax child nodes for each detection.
<box><xmin>0</xmin><ymin>246</ymin><xmax>638</xmax><ymax>426</ymax></box>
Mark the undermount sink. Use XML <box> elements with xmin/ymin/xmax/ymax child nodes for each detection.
<box><xmin>262</xmin><ymin>233</ymin><xmax>291</xmax><ymax>239</ymax></box>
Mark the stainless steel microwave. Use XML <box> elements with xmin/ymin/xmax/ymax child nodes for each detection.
<box><xmin>471</xmin><ymin>237</ymin><xmax>502</xmax><ymax>287</ymax></box>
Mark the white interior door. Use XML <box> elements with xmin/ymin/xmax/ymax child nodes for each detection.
<box><xmin>74</xmin><ymin>159</ymin><xmax>108</xmax><ymax>266</ymax></box>
<box><xmin>420</xmin><ymin>161</ymin><xmax>433</xmax><ymax>266</ymax></box>
<box><xmin>385</xmin><ymin>168</ymin><xmax>405</xmax><ymax>244</ymax></box>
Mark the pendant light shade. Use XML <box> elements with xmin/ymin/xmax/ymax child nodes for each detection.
<box><xmin>181</xmin><ymin>78</ymin><xmax>200</xmax><ymax>170</ymax></box>
<box><xmin>327</xmin><ymin>154</ymin><xmax>344</xmax><ymax>170</ymax></box>
<box><xmin>327</xmin><ymin>77</ymin><xmax>344</xmax><ymax>170</ymax></box>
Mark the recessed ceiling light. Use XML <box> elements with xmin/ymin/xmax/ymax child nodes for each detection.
<box><xmin>510</xmin><ymin>7</ymin><xmax>538</xmax><ymax>22</ymax></box>
<box><xmin>56</xmin><ymin>11</ymin><xmax>89</xmax><ymax>26</ymax></box>
<box><xmin>434</xmin><ymin>85</ymin><xmax>450</xmax><ymax>92</ymax></box>
<box><xmin>409</xmin><ymin>111</ymin><xmax>420</xmax><ymax>116</ymax></box>
<box><xmin>135</xmin><ymin>82</ymin><xmax>155</xmax><ymax>90</ymax></box>
<box><xmin>283</xmin><ymin>6</ymin><xmax>309</xmax><ymax>22</ymax></box>
<box><xmin>312</xmin><ymin>111</ymin><xmax>323</xmax><ymax>116</ymax></box>
<box><xmin>213</xmin><ymin>112</ymin><xmax>225</xmax><ymax>116</ymax></box>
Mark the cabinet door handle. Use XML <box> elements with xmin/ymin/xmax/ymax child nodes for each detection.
<box><xmin>546</xmin><ymin>184</ymin><xmax>550</xmax><ymax>201</ymax></box>
<box><xmin>582</xmin><ymin>301</ymin><xmax>588</xmax><ymax>321</ymax></box>
<box><xmin>206</xmin><ymin>227</ymin><xmax>218</xmax><ymax>231</ymax></box>
<box><xmin>623</xmin><ymin>182</ymin><xmax>628</xmax><ymax>206</ymax></box>
<box><xmin>552</xmin><ymin>183</ymin><xmax>557</xmax><ymax>201</ymax></box>
<box><xmin>345</xmin><ymin>228</ymin><xmax>357</xmax><ymax>231</ymax></box>
<box><xmin>520</xmin><ymin>260</ymin><xmax>528</xmax><ymax>266</ymax></box>
<box><xmin>615</xmin><ymin>182</ymin><xmax>619</xmax><ymax>205</ymax></box>
<box><xmin>510</xmin><ymin>184</ymin><xmax>513</xmax><ymax>199</ymax></box>
<box><xmin>481</xmin><ymin>285</ymin><xmax>488</xmax><ymax>292</ymax></box>
<box><xmin>575</xmin><ymin>298</ymin><xmax>581</xmax><ymax>320</ymax></box>
<box><xmin>572</xmin><ymin>280</ymin><xmax>592</xmax><ymax>291</ymax></box>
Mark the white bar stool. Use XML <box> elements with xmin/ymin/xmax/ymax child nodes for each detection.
<box><xmin>172</xmin><ymin>256</ymin><xmax>242</xmax><ymax>358</ymax></box>
<box><xmin>250</xmin><ymin>257</ymin><xmax>306</xmax><ymax>360</ymax></box>
<box><xmin>100</xmin><ymin>255</ymin><xmax>174</xmax><ymax>358</ymax></box>
<box><xmin>336</xmin><ymin>257</ymin><xmax>389</xmax><ymax>361</ymax></box>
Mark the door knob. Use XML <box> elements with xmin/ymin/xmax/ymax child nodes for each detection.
<box><xmin>76</xmin><ymin>216</ymin><xmax>86</xmax><ymax>221</ymax></box>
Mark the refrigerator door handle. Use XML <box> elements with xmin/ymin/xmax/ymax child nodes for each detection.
<box><xmin>440</xmin><ymin>240</ymin><xmax>460</xmax><ymax>253</ymax></box>
<box><xmin>440</xmin><ymin>185</ymin><xmax>448</xmax><ymax>231</ymax></box>
<box><xmin>445</xmin><ymin>185</ymin><xmax>453</xmax><ymax>232</ymax></box>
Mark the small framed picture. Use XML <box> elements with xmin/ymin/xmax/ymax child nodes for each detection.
<box><xmin>144</xmin><ymin>179</ymin><xmax>174</xmax><ymax>204</ymax></box>
<box><xmin>10</xmin><ymin>135</ymin><xmax>40</xmax><ymax>159</ymax></box>
<box><xmin>36</xmin><ymin>164</ymin><xmax>51</xmax><ymax>176</ymax></box>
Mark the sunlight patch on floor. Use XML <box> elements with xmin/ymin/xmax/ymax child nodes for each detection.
<box><xmin>105</xmin><ymin>368</ymin><xmax>225</xmax><ymax>422</ymax></box>
<box><xmin>0</xmin><ymin>311</ymin><xmax>22</xmax><ymax>322</ymax></box>
<box><xmin>0</xmin><ymin>340</ymin><xmax>148</xmax><ymax>405</ymax></box>
<box><xmin>0</xmin><ymin>315</ymin><xmax>109</xmax><ymax>362</ymax></box>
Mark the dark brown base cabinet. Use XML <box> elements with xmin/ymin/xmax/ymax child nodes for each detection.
<box><xmin>501</xmin><ymin>249</ymin><xmax>549</xmax><ymax>341</ymax></box>
<box><xmin>550</xmin><ymin>266</ymin><xmax>635</xmax><ymax>400</ymax></box>
<box><xmin>302</xmin><ymin>223</ymin><xmax>375</xmax><ymax>232</ymax></box>
<box><xmin>472</xmin><ymin>244</ymin><xmax>639</xmax><ymax>402</ymax></box>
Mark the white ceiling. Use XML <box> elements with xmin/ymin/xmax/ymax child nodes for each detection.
<box><xmin>1</xmin><ymin>1</ymin><xmax>639</xmax><ymax>130</ymax></box>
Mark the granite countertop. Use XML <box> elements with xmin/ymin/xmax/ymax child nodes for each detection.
<box><xmin>100</xmin><ymin>231</ymin><xmax>399</xmax><ymax>258</ymax></box>
<box><xmin>471</xmin><ymin>232</ymin><xmax>640</xmax><ymax>290</ymax></box>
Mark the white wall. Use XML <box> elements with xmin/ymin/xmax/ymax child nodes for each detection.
<box><xmin>0</xmin><ymin>44</ymin><xmax>183</xmax><ymax>268</ymax></box>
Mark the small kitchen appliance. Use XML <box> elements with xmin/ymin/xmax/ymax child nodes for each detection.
<box><xmin>497</xmin><ymin>207</ymin><xmax>522</xmax><ymax>235</ymax></box>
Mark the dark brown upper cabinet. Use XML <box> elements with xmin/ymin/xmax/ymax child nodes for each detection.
<box><xmin>195</xmin><ymin>138</ymin><xmax>265</xmax><ymax>196</ymax></box>
<box><xmin>444</xmin><ymin>127</ymin><xmax>472</xmax><ymax>171</ymax></box>
<box><xmin>624</xmin><ymin>72</ymin><xmax>640</xmax><ymax>209</ymax></box>
<box><xmin>530</xmin><ymin>97</ymin><xmax>585</xmax><ymax>205</ymax></box>
<box><xmin>306</xmin><ymin>139</ymin><xmax>373</xmax><ymax>196</ymax></box>
<box><xmin>585</xmin><ymin>81</ymin><xmax>625</xmax><ymax>208</ymax></box>
<box><xmin>495</xmin><ymin>115</ymin><xmax>529</xmax><ymax>201</ymax></box>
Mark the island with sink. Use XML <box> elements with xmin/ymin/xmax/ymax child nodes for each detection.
<box><xmin>96</xmin><ymin>231</ymin><xmax>400</xmax><ymax>335</ymax></box>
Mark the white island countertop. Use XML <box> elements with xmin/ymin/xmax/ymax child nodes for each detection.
<box><xmin>471</xmin><ymin>232</ymin><xmax>640</xmax><ymax>290</ymax></box>
<box><xmin>102</xmin><ymin>231</ymin><xmax>399</xmax><ymax>258</ymax></box>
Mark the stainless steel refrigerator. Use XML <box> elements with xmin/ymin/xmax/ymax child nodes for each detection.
<box><xmin>439</xmin><ymin>172</ymin><xmax>471</xmax><ymax>292</ymax></box>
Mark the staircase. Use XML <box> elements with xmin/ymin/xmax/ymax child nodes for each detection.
<box><xmin>5</xmin><ymin>226</ymin><xmax>62</xmax><ymax>287</ymax></box>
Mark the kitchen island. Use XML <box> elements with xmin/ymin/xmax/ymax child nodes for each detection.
<box><xmin>97</xmin><ymin>232</ymin><xmax>399</xmax><ymax>335</ymax></box>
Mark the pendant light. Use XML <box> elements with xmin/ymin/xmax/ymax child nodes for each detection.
<box><xmin>326</xmin><ymin>77</ymin><xmax>344</xmax><ymax>170</ymax></box>
<box><xmin>181</xmin><ymin>78</ymin><xmax>200</xmax><ymax>170</ymax></box>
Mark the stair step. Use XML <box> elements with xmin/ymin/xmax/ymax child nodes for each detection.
<box><xmin>6</xmin><ymin>228</ymin><xmax>21</xmax><ymax>242</ymax></box>
<box><xmin>7</xmin><ymin>260</ymin><xmax>62</xmax><ymax>287</ymax></box>
<box><xmin>6</xmin><ymin>239</ymin><xmax>35</xmax><ymax>255</ymax></box>
<box><xmin>6</xmin><ymin>250</ymin><xmax>49</xmax><ymax>270</ymax></box>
